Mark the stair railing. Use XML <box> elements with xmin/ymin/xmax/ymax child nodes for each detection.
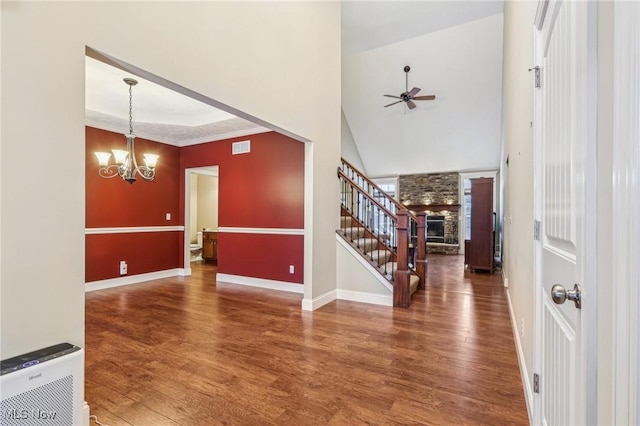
<box><xmin>339</xmin><ymin>172</ymin><xmax>397</xmax><ymax>279</ymax></box>
<box><xmin>338</xmin><ymin>159</ymin><xmax>426</xmax><ymax>307</ymax></box>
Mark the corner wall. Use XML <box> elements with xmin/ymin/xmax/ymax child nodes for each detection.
<box><xmin>1</xmin><ymin>1</ymin><xmax>340</xmax><ymax>359</ymax></box>
<box><xmin>181</xmin><ymin>132</ymin><xmax>305</xmax><ymax>284</ymax></box>
<box><xmin>85</xmin><ymin>127</ymin><xmax>181</xmax><ymax>282</ymax></box>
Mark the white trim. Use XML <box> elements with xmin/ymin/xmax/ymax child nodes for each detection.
<box><xmin>85</xmin><ymin>268</ymin><xmax>187</xmax><ymax>292</ymax></box>
<box><xmin>216</xmin><ymin>273</ymin><xmax>303</xmax><ymax>294</ymax></box>
<box><xmin>217</xmin><ymin>227</ymin><xmax>304</xmax><ymax>235</ymax></box>
<box><xmin>83</xmin><ymin>401</ymin><xmax>90</xmax><ymax>426</ymax></box>
<box><xmin>612</xmin><ymin>2</ymin><xmax>640</xmax><ymax>423</ymax></box>
<box><xmin>336</xmin><ymin>289</ymin><xmax>392</xmax><ymax>307</ymax></box>
<box><xmin>180</xmin><ymin>127</ymin><xmax>271</xmax><ymax>147</ymax></box>
<box><xmin>85</xmin><ymin>226</ymin><xmax>184</xmax><ymax>234</ymax></box>
<box><xmin>302</xmin><ymin>290</ymin><xmax>337</xmax><ymax>311</ymax></box>
<box><xmin>336</xmin><ymin>234</ymin><xmax>393</xmax><ymax>292</ymax></box>
<box><xmin>507</xmin><ymin>289</ymin><xmax>534</xmax><ymax>424</ymax></box>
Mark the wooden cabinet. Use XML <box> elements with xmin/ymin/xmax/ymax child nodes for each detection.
<box><xmin>202</xmin><ymin>231</ymin><xmax>218</xmax><ymax>263</ymax></box>
<box><xmin>469</xmin><ymin>178</ymin><xmax>494</xmax><ymax>272</ymax></box>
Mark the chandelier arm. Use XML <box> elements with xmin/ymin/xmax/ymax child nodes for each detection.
<box><xmin>97</xmin><ymin>165</ymin><xmax>122</xmax><ymax>179</ymax></box>
<box><xmin>136</xmin><ymin>166</ymin><xmax>156</xmax><ymax>181</ymax></box>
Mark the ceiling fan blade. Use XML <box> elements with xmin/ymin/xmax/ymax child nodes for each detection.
<box><xmin>407</xmin><ymin>87</ymin><xmax>421</xmax><ymax>97</ymax></box>
<box><xmin>413</xmin><ymin>95</ymin><xmax>436</xmax><ymax>101</ymax></box>
<box><xmin>384</xmin><ymin>94</ymin><xmax>403</xmax><ymax>99</ymax></box>
<box><xmin>407</xmin><ymin>100</ymin><xmax>416</xmax><ymax>110</ymax></box>
<box><xmin>384</xmin><ymin>100</ymin><xmax>403</xmax><ymax>108</ymax></box>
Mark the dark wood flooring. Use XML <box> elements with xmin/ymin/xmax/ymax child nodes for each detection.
<box><xmin>85</xmin><ymin>254</ymin><xmax>529</xmax><ymax>425</ymax></box>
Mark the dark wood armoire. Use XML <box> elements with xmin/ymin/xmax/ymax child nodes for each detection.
<box><xmin>469</xmin><ymin>177</ymin><xmax>494</xmax><ymax>272</ymax></box>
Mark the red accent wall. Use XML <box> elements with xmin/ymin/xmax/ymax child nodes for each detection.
<box><xmin>180</xmin><ymin>132</ymin><xmax>304</xmax><ymax>228</ymax></box>
<box><xmin>86</xmin><ymin>128</ymin><xmax>305</xmax><ymax>285</ymax></box>
<box><xmin>86</xmin><ymin>232</ymin><xmax>180</xmax><ymax>281</ymax></box>
<box><xmin>86</xmin><ymin>127</ymin><xmax>181</xmax><ymax>228</ymax></box>
<box><xmin>85</xmin><ymin>127</ymin><xmax>181</xmax><ymax>282</ymax></box>
<box><xmin>217</xmin><ymin>233</ymin><xmax>303</xmax><ymax>283</ymax></box>
<box><xmin>180</xmin><ymin>132</ymin><xmax>305</xmax><ymax>283</ymax></box>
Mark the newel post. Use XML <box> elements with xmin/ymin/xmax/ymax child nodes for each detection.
<box><xmin>394</xmin><ymin>210</ymin><xmax>411</xmax><ymax>308</ymax></box>
<box><xmin>416</xmin><ymin>212</ymin><xmax>427</xmax><ymax>289</ymax></box>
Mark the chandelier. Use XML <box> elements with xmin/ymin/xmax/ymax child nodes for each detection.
<box><xmin>95</xmin><ymin>78</ymin><xmax>159</xmax><ymax>184</ymax></box>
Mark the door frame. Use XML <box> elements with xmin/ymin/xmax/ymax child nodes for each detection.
<box><xmin>532</xmin><ymin>0</ymin><xmax>599</xmax><ymax>423</ymax></box>
<box><xmin>610</xmin><ymin>2</ymin><xmax>640</xmax><ymax>423</ymax></box>
<box><xmin>184</xmin><ymin>166</ymin><xmax>219</xmax><ymax>273</ymax></box>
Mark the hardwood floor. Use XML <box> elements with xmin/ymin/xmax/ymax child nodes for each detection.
<box><xmin>85</xmin><ymin>254</ymin><xmax>529</xmax><ymax>425</ymax></box>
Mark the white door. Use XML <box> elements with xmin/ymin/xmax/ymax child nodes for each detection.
<box><xmin>534</xmin><ymin>0</ymin><xmax>596</xmax><ymax>424</ymax></box>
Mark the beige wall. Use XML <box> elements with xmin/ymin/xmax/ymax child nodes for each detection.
<box><xmin>196</xmin><ymin>175</ymin><xmax>218</xmax><ymax>233</ymax></box>
<box><xmin>500</xmin><ymin>0</ymin><xmax>537</xmax><ymax>412</ymax></box>
<box><xmin>340</xmin><ymin>109</ymin><xmax>366</xmax><ymax>173</ymax></box>
<box><xmin>1</xmin><ymin>2</ymin><xmax>340</xmax><ymax>359</ymax></box>
<box><xmin>190</xmin><ymin>174</ymin><xmax>199</xmax><ymax>243</ymax></box>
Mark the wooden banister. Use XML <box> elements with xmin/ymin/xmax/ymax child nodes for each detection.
<box><xmin>338</xmin><ymin>169</ymin><xmax>396</xmax><ymax>219</ymax></box>
<box><xmin>338</xmin><ymin>157</ymin><xmax>427</xmax><ymax>307</ymax></box>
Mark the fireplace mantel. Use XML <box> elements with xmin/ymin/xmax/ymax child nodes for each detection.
<box><xmin>405</xmin><ymin>204</ymin><xmax>460</xmax><ymax>212</ymax></box>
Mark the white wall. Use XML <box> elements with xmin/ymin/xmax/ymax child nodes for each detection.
<box><xmin>500</xmin><ymin>0</ymin><xmax>537</xmax><ymax>416</ymax></box>
<box><xmin>341</xmin><ymin>109</ymin><xmax>366</xmax><ymax>173</ymax></box>
<box><xmin>343</xmin><ymin>13</ymin><xmax>504</xmax><ymax>177</ymax></box>
<box><xmin>1</xmin><ymin>2</ymin><xmax>340</xmax><ymax>359</ymax></box>
<box><xmin>336</xmin><ymin>237</ymin><xmax>392</xmax><ymax>305</ymax></box>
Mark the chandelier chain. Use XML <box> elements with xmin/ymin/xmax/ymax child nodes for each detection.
<box><xmin>129</xmin><ymin>83</ymin><xmax>133</xmax><ymax>135</ymax></box>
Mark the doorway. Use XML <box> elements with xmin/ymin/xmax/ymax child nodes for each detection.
<box><xmin>184</xmin><ymin>166</ymin><xmax>219</xmax><ymax>272</ymax></box>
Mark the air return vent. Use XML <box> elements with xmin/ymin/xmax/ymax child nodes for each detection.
<box><xmin>232</xmin><ymin>140</ymin><xmax>250</xmax><ymax>155</ymax></box>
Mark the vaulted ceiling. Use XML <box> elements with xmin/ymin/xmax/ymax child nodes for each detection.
<box><xmin>341</xmin><ymin>1</ymin><xmax>505</xmax><ymax>177</ymax></box>
<box><xmin>86</xmin><ymin>1</ymin><xmax>505</xmax><ymax>172</ymax></box>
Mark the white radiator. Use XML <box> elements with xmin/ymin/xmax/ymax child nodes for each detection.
<box><xmin>0</xmin><ymin>343</ymin><xmax>84</xmax><ymax>426</ymax></box>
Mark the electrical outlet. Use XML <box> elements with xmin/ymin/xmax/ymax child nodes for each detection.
<box><xmin>289</xmin><ymin>265</ymin><xmax>295</xmax><ymax>274</ymax></box>
<box><xmin>520</xmin><ymin>319</ymin><xmax>524</xmax><ymax>337</ymax></box>
<box><xmin>119</xmin><ymin>261</ymin><xmax>127</xmax><ymax>275</ymax></box>
<box><xmin>165</xmin><ymin>213</ymin><xmax>171</xmax><ymax>220</ymax></box>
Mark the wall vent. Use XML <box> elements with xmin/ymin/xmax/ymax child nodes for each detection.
<box><xmin>232</xmin><ymin>140</ymin><xmax>250</xmax><ymax>155</ymax></box>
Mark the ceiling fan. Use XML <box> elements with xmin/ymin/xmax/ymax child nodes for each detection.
<box><xmin>384</xmin><ymin>66</ymin><xmax>436</xmax><ymax>110</ymax></box>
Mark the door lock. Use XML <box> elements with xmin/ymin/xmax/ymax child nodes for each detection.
<box><xmin>551</xmin><ymin>283</ymin><xmax>581</xmax><ymax>309</ymax></box>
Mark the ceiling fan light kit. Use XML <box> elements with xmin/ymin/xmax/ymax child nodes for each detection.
<box><xmin>383</xmin><ymin>65</ymin><xmax>436</xmax><ymax>110</ymax></box>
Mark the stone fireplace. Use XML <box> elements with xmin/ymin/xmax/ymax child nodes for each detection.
<box><xmin>399</xmin><ymin>172</ymin><xmax>460</xmax><ymax>255</ymax></box>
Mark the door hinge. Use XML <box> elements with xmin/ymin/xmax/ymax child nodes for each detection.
<box><xmin>534</xmin><ymin>373</ymin><xmax>540</xmax><ymax>393</ymax></box>
<box><xmin>529</xmin><ymin>66</ymin><xmax>541</xmax><ymax>88</ymax></box>
<box><xmin>534</xmin><ymin>220</ymin><xmax>541</xmax><ymax>240</ymax></box>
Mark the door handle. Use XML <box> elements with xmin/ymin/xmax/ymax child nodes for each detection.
<box><xmin>551</xmin><ymin>283</ymin><xmax>581</xmax><ymax>309</ymax></box>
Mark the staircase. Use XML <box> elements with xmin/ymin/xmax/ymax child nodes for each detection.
<box><xmin>337</xmin><ymin>158</ymin><xmax>426</xmax><ymax>307</ymax></box>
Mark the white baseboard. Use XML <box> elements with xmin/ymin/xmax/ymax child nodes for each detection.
<box><xmin>507</xmin><ymin>289</ymin><xmax>534</xmax><ymax>424</ymax></box>
<box><xmin>336</xmin><ymin>289</ymin><xmax>392</xmax><ymax>307</ymax></box>
<box><xmin>216</xmin><ymin>273</ymin><xmax>303</xmax><ymax>294</ymax></box>
<box><xmin>302</xmin><ymin>290</ymin><xmax>337</xmax><ymax>311</ymax></box>
<box><xmin>83</xmin><ymin>401</ymin><xmax>90</xmax><ymax>426</ymax></box>
<box><xmin>85</xmin><ymin>268</ymin><xmax>187</xmax><ymax>292</ymax></box>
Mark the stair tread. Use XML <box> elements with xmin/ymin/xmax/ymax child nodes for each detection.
<box><xmin>341</xmin><ymin>227</ymin><xmax>366</xmax><ymax>238</ymax></box>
